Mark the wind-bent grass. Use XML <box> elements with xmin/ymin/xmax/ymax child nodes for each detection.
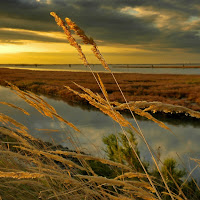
<box><xmin>52</xmin><ymin>12</ymin><xmax>200</xmax><ymax>199</ymax></box>
<box><xmin>52</xmin><ymin>12</ymin><xmax>193</xmax><ymax>199</ymax></box>
<box><xmin>0</xmin><ymin>12</ymin><xmax>199</xmax><ymax>200</ymax></box>
<box><xmin>0</xmin><ymin>122</ymin><xmax>156</xmax><ymax>199</ymax></box>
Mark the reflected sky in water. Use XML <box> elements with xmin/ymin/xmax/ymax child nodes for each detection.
<box><xmin>0</xmin><ymin>86</ymin><xmax>200</xmax><ymax>177</ymax></box>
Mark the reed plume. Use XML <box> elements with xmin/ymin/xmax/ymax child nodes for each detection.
<box><xmin>0</xmin><ymin>11</ymin><xmax>197</xmax><ymax>200</ymax></box>
<box><xmin>65</xmin><ymin>17</ymin><xmax>110</xmax><ymax>71</ymax></box>
<box><xmin>0</xmin><ymin>102</ymin><xmax>29</xmax><ymax>115</ymax></box>
<box><xmin>50</xmin><ymin>12</ymin><xmax>89</xmax><ymax>66</ymax></box>
<box><xmin>115</xmin><ymin>101</ymin><xmax>200</xmax><ymax>119</ymax></box>
<box><xmin>7</xmin><ymin>81</ymin><xmax>80</xmax><ymax>132</ymax></box>
<box><xmin>65</xmin><ymin>82</ymin><xmax>171</xmax><ymax>132</ymax></box>
<box><xmin>65</xmin><ymin>84</ymin><xmax>140</xmax><ymax>134</ymax></box>
<box><xmin>0</xmin><ymin>171</ymin><xmax>44</xmax><ymax>179</ymax></box>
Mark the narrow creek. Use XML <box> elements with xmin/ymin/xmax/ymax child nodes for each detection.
<box><xmin>1</xmin><ymin>86</ymin><xmax>199</xmax><ymax>179</ymax></box>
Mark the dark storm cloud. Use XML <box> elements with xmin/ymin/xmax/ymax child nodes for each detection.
<box><xmin>0</xmin><ymin>0</ymin><xmax>200</xmax><ymax>52</ymax></box>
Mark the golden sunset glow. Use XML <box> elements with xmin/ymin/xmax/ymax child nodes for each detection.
<box><xmin>0</xmin><ymin>0</ymin><xmax>200</xmax><ymax>64</ymax></box>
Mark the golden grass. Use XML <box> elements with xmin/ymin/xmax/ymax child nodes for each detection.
<box><xmin>0</xmin><ymin>102</ymin><xmax>29</xmax><ymax>115</ymax></box>
<box><xmin>0</xmin><ymin>86</ymin><xmax>156</xmax><ymax>199</ymax></box>
<box><xmin>116</xmin><ymin>101</ymin><xmax>200</xmax><ymax>119</ymax></box>
<box><xmin>50</xmin><ymin>13</ymin><xmax>197</xmax><ymax>200</ymax></box>
<box><xmin>66</xmin><ymin>82</ymin><xmax>171</xmax><ymax>132</ymax></box>
<box><xmin>50</xmin><ymin>12</ymin><xmax>89</xmax><ymax>67</ymax></box>
<box><xmin>0</xmin><ymin>171</ymin><xmax>44</xmax><ymax>179</ymax></box>
<box><xmin>48</xmin><ymin>150</ymin><xmax>132</xmax><ymax>171</ymax></box>
<box><xmin>65</xmin><ymin>84</ymin><xmax>141</xmax><ymax>135</ymax></box>
<box><xmin>7</xmin><ymin>81</ymin><xmax>80</xmax><ymax>132</ymax></box>
<box><xmin>65</xmin><ymin>17</ymin><xmax>110</xmax><ymax>71</ymax></box>
<box><xmin>0</xmin><ymin>12</ymin><xmax>199</xmax><ymax>200</ymax></box>
<box><xmin>0</xmin><ymin>124</ymin><xmax>157</xmax><ymax>200</ymax></box>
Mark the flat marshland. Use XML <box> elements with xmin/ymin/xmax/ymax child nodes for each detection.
<box><xmin>0</xmin><ymin>67</ymin><xmax>200</xmax><ymax>111</ymax></box>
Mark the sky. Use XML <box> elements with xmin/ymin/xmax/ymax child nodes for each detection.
<box><xmin>0</xmin><ymin>0</ymin><xmax>200</xmax><ymax>64</ymax></box>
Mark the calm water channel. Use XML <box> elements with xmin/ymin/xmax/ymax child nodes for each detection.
<box><xmin>0</xmin><ymin>86</ymin><xmax>200</xmax><ymax>178</ymax></box>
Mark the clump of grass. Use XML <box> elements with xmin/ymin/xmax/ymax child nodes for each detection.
<box><xmin>0</xmin><ymin>122</ymin><xmax>156</xmax><ymax>199</ymax></box>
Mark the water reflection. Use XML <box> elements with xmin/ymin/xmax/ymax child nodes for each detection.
<box><xmin>0</xmin><ymin>86</ymin><xmax>200</xmax><ymax>177</ymax></box>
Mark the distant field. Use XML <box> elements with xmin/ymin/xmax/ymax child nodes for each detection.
<box><xmin>0</xmin><ymin>68</ymin><xmax>200</xmax><ymax>111</ymax></box>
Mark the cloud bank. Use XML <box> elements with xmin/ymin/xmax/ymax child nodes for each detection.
<box><xmin>0</xmin><ymin>0</ymin><xmax>200</xmax><ymax>57</ymax></box>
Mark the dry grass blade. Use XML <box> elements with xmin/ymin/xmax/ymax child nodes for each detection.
<box><xmin>6</xmin><ymin>81</ymin><xmax>80</xmax><ymax>132</ymax></box>
<box><xmin>99</xmin><ymin>191</ymin><xmax>132</xmax><ymax>200</ymax></box>
<box><xmin>161</xmin><ymin>192</ymin><xmax>184</xmax><ymax>200</ymax></box>
<box><xmin>26</xmin><ymin>90</ymin><xmax>56</xmax><ymax>113</ymax></box>
<box><xmin>65</xmin><ymin>17</ymin><xmax>94</xmax><ymax>45</ymax></box>
<box><xmin>52</xmin><ymin>113</ymin><xmax>80</xmax><ymax>132</ymax></box>
<box><xmin>70</xmin><ymin>82</ymin><xmax>170</xmax><ymax>132</ymax></box>
<box><xmin>134</xmin><ymin>108</ymin><xmax>171</xmax><ymax>131</ymax></box>
<box><xmin>50</xmin><ymin>12</ymin><xmax>89</xmax><ymax>66</ymax></box>
<box><xmin>97</xmin><ymin>73</ymin><xmax>109</xmax><ymax>101</ymax></box>
<box><xmin>0</xmin><ymin>127</ymin><xmax>32</xmax><ymax>148</ymax></box>
<box><xmin>115</xmin><ymin>172</ymin><xmax>149</xmax><ymax>180</ymax></box>
<box><xmin>0</xmin><ymin>113</ymin><xmax>27</xmax><ymax>131</ymax></box>
<box><xmin>0</xmin><ymin>171</ymin><xmax>44</xmax><ymax>179</ymax></box>
<box><xmin>65</xmin><ymin>85</ymin><xmax>140</xmax><ymax>134</ymax></box>
<box><xmin>114</xmin><ymin>102</ymin><xmax>172</xmax><ymax>131</ymax></box>
<box><xmin>76</xmin><ymin>175</ymin><xmax>157</xmax><ymax>200</ymax></box>
<box><xmin>36</xmin><ymin>128</ymin><xmax>60</xmax><ymax>132</ymax></box>
<box><xmin>48</xmin><ymin>150</ymin><xmax>132</xmax><ymax>171</ymax></box>
<box><xmin>91</xmin><ymin>45</ymin><xmax>110</xmax><ymax>71</ymax></box>
<box><xmin>7</xmin><ymin>81</ymin><xmax>53</xmax><ymax>117</ymax></box>
<box><xmin>67</xmin><ymin>82</ymin><xmax>140</xmax><ymax>133</ymax></box>
<box><xmin>0</xmin><ymin>150</ymin><xmax>40</xmax><ymax>166</ymax></box>
<box><xmin>126</xmin><ymin>180</ymin><xmax>155</xmax><ymax>193</ymax></box>
<box><xmin>16</xmin><ymin>146</ymin><xmax>85</xmax><ymax>171</ymax></box>
<box><xmin>190</xmin><ymin>158</ymin><xmax>200</xmax><ymax>165</ymax></box>
<box><xmin>0</xmin><ymin>113</ymin><xmax>37</xmax><ymax>141</ymax></box>
<box><xmin>118</xmin><ymin>101</ymin><xmax>200</xmax><ymax>119</ymax></box>
<box><xmin>0</xmin><ymin>102</ymin><xmax>29</xmax><ymax>115</ymax></box>
<box><xmin>72</xmin><ymin>82</ymin><xmax>108</xmax><ymax>105</ymax></box>
<box><xmin>65</xmin><ymin>17</ymin><xmax>110</xmax><ymax>71</ymax></box>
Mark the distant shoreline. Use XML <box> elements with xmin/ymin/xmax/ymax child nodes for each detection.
<box><xmin>1</xmin><ymin>63</ymin><xmax>200</xmax><ymax>69</ymax></box>
<box><xmin>0</xmin><ymin>64</ymin><xmax>200</xmax><ymax>75</ymax></box>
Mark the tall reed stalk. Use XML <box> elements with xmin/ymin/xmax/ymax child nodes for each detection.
<box><xmin>50</xmin><ymin>12</ymin><xmax>191</xmax><ymax>199</ymax></box>
<box><xmin>0</xmin><ymin>12</ymin><xmax>199</xmax><ymax>200</ymax></box>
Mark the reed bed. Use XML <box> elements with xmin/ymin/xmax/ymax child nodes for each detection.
<box><xmin>0</xmin><ymin>12</ymin><xmax>199</xmax><ymax>200</ymax></box>
<box><xmin>0</xmin><ymin>69</ymin><xmax>200</xmax><ymax>112</ymax></box>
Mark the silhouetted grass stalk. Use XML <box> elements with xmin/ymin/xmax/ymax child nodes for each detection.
<box><xmin>51</xmin><ymin>12</ymin><xmax>164</xmax><ymax>198</ymax></box>
<box><xmin>56</xmin><ymin>12</ymin><xmax>186</xmax><ymax>199</ymax></box>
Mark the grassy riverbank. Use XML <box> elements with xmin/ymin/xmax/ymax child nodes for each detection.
<box><xmin>0</xmin><ymin>68</ymin><xmax>200</xmax><ymax>111</ymax></box>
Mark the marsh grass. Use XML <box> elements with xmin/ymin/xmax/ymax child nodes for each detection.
<box><xmin>0</xmin><ymin>12</ymin><xmax>199</xmax><ymax>200</ymax></box>
<box><xmin>0</xmin><ymin>68</ymin><xmax>200</xmax><ymax>111</ymax></box>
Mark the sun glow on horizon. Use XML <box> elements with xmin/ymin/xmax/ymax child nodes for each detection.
<box><xmin>0</xmin><ymin>26</ymin><xmax>200</xmax><ymax>64</ymax></box>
